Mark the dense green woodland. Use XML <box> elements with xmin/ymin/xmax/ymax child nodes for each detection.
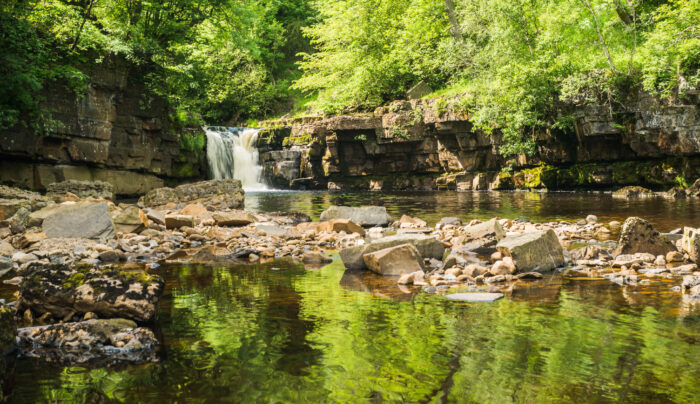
<box><xmin>1</xmin><ymin>0</ymin><xmax>698</xmax><ymax>154</ymax></box>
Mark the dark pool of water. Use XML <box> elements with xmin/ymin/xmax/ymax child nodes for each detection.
<box><xmin>245</xmin><ymin>190</ymin><xmax>700</xmax><ymax>232</ymax></box>
<box><xmin>4</xmin><ymin>259</ymin><xmax>700</xmax><ymax>403</ymax></box>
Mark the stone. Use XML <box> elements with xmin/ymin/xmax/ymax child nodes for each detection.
<box><xmin>12</xmin><ymin>252</ymin><xmax>38</xmax><ymax>264</ymax></box>
<box><xmin>0</xmin><ymin>240</ymin><xmax>13</xmax><ymax>257</ymax></box>
<box><xmin>611</xmin><ymin>217</ymin><xmax>677</xmax><ymax>258</ymax></box>
<box><xmin>46</xmin><ymin>180</ymin><xmax>114</xmax><ymax>200</ymax></box>
<box><xmin>665</xmin><ymin>187</ymin><xmax>687</xmax><ymax>199</ymax></box>
<box><xmin>459</xmin><ymin>218</ymin><xmax>505</xmax><ymax>253</ymax></box>
<box><xmin>320</xmin><ymin>206</ymin><xmax>392</xmax><ymax>227</ymax></box>
<box><xmin>112</xmin><ymin>206</ymin><xmax>149</xmax><ymax>234</ymax></box>
<box><xmin>303</xmin><ymin>250</ymin><xmax>333</xmax><ymax>264</ymax></box>
<box><xmin>362</xmin><ymin>243</ymin><xmax>425</xmax><ymax>276</ymax></box>
<box><xmin>496</xmin><ymin>230</ymin><xmax>565</xmax><ymax>272</ymax></box>
<box><xmin>613</xmin><ymin>186</ymin><xmax>654</xmax><ymax>198</ymax></box>
<box><xmin>586</xmin><ymin>215</ymin><xmax>598</xmax><ymax>223</ymax></box>
<box><xmin>42</xmin><ymin>202</ymin><xmax>116</xmax><ymax>240</ymax></box>
<box><xmin>445</xmin><ymin>293</ymin><xmax>504</xmax><ymax>302</ymax></box>
<box><xmin>398</xmin><ymin>215</ymin><xmax>427</xmax><ymax>229</ymax></box>
<box><xmin>139</xmin><ymin>179</ymin><xmax>244</xmax><ymax>210</ymax></box>
<box><xmin>666</xmin><ymin>250</ymin><xmax>685</xmax><ymax>263</ymax></box>
<box><xmin>681</xmin><ymin>227</ymin><xmax>700</xmax><ymax>262</ymax></box>
<box><xmin>165</xmin><ymin>214</ymin><xmax>195</xmax><ymax>229</ymax></box>
<box><xmin>570</xmin><ymin>245</ymin><xmax>612</xmax><ymax>261</ymax></box>
<box><xmin>17</xmin><ymin>319</ymin><xmax>158</xmax><ymax>363</ymax></box>
<box><xmin>144</xmin><ymin>208</ymin><xmax>165</xmax><ymax>225</ymax></box>
<box><xmin>0</xmin><ymin>185</ymin><xmax>50</xmax><ymax>220</ymax></box>
<box><xmin>213</xmin><ymin>211</ymin><xmax>257</xmax><ymax>227</ymax></box>
<box><xmin>340</xmin><ymin>234</ymin><xmax>445</xmax><ymax>270</ymax></box>
<box><xmin>11</xmin><ymin>232</ymin><xmax>46</xmax><ymax>249</ymax></box>
<box><xmin>180</xmin><ymin>203</ymin><xmax>211</xmax><ymax>220</ymax></box>
<box><xmin>613</xmin><ymin>253</ymin><xmax>656</xmax><ymax>267</ymax></box>
<box><xmin>490</xmin><ymin>257</ymin><xmax>516</xmax><ymax>275</ymax></box>
<box><xmin>98</xmin><ymin>250</ymin><xmax>125</xmax><ymax>262</ymax></box>
<box><xmin>0</xmin><ymin>304</ymin><xmax>15</xmax><ymax>355</ymax></box>
<box><xmin>318</xmin><ymin>219</ymin><xmax>365</xmax><ymax>235</ymax></box>
<box><xmin>17</xmin><ymin>262</ymin><xmax>164</xmax><ymax>322</ymax></box>
<box><xmin>440</xmin><ymin>217</ymin><xmax>462</xmax><ymax>226</ymax></box>
<box><xmin>686</xmin><ymin>179</ymin><xmax>700</xmax><ymax>197</ymax></box>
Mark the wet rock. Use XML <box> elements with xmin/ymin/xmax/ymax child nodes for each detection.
<box><xmin>682</xmin><ymin>276</ymin><xmax>700</xmax><ymax>292</ymax></box>
<box><xmin>490</xmin><ymin>257</ymin><xmax>516</xmax><ymax>275</ymax></box>
<box><xmin>613</xmin><ymin>186</ymin><xmax>654</xmax><ymax>198</ymax></box>
<box><xmin>611</xmin><ymin>217</ymin><xmax>676</xmax><ymax>258</ymax></box>
<box><xmin>459</xmin><ymin>218</ymin><xmax>505</xmax><ymax>253</ymax></box>
<box><xmin>445</xmin><ymin>292</ymin><xmax>503</xmax><ymax>302</ymax></box>
<box><xmin>213</xmin><ymin>211</ymin><xmax>257</xmax><ymax>226</ymax></box>
<box><xmin>363</xmin><ymin>243</ymin><xmax>425</xmax><ymax>276</ymax></box>
<box><xmin>0</xmin><ymin>304</ymin><xmax>16</xmax><ymax>355</ymax></box>
<box><xmin>665</xmin><ymin>187</ymin><xmax>687</xmax><ymax>199</ymax></box>
<box><xmin>681</xmin><ymin>227</ymin><xmax>699</xmax><ymax>262</ymax></box>
<box><xmin>17</xmin><ymin>263</ymin><xmax>164</xmax><ymax>322</ymax></box>
<box><xmin>496</xmin><ymin>230</ymin><xmax>565</xmax><ymax>272</ymax></box>
<box><xmin>340</xmin><ymin>234</ymin><xmax>445</xmax><ymax>270</ymax></box>
<box><xmin>686</xmin><ymin>179</ymin><xmax>700</xmax><ymax>197</ymax></box>
<box><xmin>46</xmin><ymin>180</ymin><xmax>114</xmax><ymax>201</ymax></box>
<box><xmin>397</xmin><ymin>270</ymin><xmax>425</xmax><ymax>285</ymax></box>
<box><xmin>17</xmin><ymin>319</ymin><xmax>158</xmax><ymax>364</ymax></box>
<box><xmin>139</xmin><ymin>179</ymin><xmax>244</xmax><ymax>210</ymax></box>
<box><xmin>165</xmin><ymin>214</ymin><xmax>195</xmax><ymax>229</ymax></box>
<box><xmin>320</xmin><ymin>206</ymin><xmax>392</xmax><ymax>227</ymax></box>
<box><xmin>42</xmin><ymin>202</ymin><xmax>116</xmax><ymax>240</ymax></box>
<box><xmin>112</xmin><ymin>206</ymin><xmax>149</xmax><ymax>234</ymax></box>
<box><xmin>303</xmin><ymin>250</ymin><xmax>333</xmax><ymax>264</ymax></box>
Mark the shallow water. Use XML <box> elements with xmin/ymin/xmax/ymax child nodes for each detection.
<box><xmin>245</xmin><ymin>190</ymin><xmax>700</xmax><ymax>231</ymax></box>
<box><xmin>3</xmin><ymin>191</ymin><xmax>700</xmax><ymax>403</ymax></box>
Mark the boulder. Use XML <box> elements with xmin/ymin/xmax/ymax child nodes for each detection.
<box><xmin>319</xmin><ymin>219</ymin><xmax>365</xmax><ymax>235</ymax></box>
<box><xmin>362</xmin><ymin>243</ymin><xmax>425</xmax><ymax>276</ymax></box>
<box><xmin>213</xmin><ymin>211</ymin><xmax>257</xmax><ymax>227</ymax></box>
<box><xmin>165</xmin><ymin>214</ymin><xmax>195</xmax><ymax>229</ymax></box>
<box><xmin>320</xmin><ymin>206</ymin><xmax>392</xmax><ymax>227</ymax></box>
<box><xmin>112</xmin><ymin>206</ymin><xmax>149</xmax><ymax>234</ymax></box>
<box><xmin>340</xmin><ymin>234</ymin><xmax>445</xmax><ymax>270</ymax></box>
<box><xmin>570</xmin><ymin>245</ymin><xmax>612</xmax><ymax>261</ymax></box>
<box><xmin>139</xmin><ymin>179</ymin><xmax>244</xmax><ymax>210</ymax></box>
<box><xmin>611</xmin><ymin>217</ymin><xmax>676</xmax><ymax>258</ymax></box>
<box><xmin>496</xmin><ymin>230</ymin><xmax>565</xmax><ymax>272</ymax></box>
<box><xmin>459</xmin><ymin>218</ymin><xmax>505</xmax><ymax>253</ymax></box>
<box><xmin>46</xmin><ymin>180</ymin><xmax>114</xmax><ymax>200</ymax></box>
<box><xmin>144</xmin><ymin>208</ymin><xmax>165</xmax><ymax>225</ymax></box>
<box><xmin>42</xmin><ymin>202</ymin><xmax>116</xmax><ymax>240</ymax></box>
<box><xmin>398</xmin><ymin>215</ymin><xmax>427</xmax><ymax>229</ymax></box>
<box><xmin>681</xmin><ymin>227</ymin><xmax>699</xmax><ymax>262</ymax></box>
<box><xmin>613</xmin><ymin>186</ymin><xmax>654</xmax><ymax>198</ymax></box>
<box><xmin>302</xmin><ymin>250</ymin><xmax>333</xmax><ymax>264</ymax></box>
<box><xmin>17</xmin><ymin>263</ymin><xmax>164</xmax><ymax>322</ymax></box>
<box><xmin>0</xmin><ymin>305</ymin><xmax>15</xmax><ymax>355</ymax></box>
<box><xmin>687</xmin><ymin>179</ymin><xmax>700</xmax><ymax>197</ymax></box>
<box><xmin>180</xmin><ymin>203</ymin><xmax>211</xmax><ymax>220</ymax></box>
<box><xmin>17</xmin><ymin>319</ymin><xmax>158</xmax><ymax>363</ymax></box>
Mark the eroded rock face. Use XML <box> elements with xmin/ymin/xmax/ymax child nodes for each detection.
<box><xmin>320</xmin><ymin>206</ymin><xmax>392</xmax><ymax>227</ymax></box>
<box><xmin>42</xmin><ymin>202</ymin><xmax>116</xmax><ymax>240</ymax></box>
<box><xmin>17</xmin><ymin>319</ymin><xmax>158</xmax><ymax>364</ymax></box>
<box><xmin>17</xmin><ymin>263</ymin><xmax>164</xmax><ymax>322</ymax></box>
<box><xmin>363</xmin><ymin>243</ymin><xmax>425</xmax><ymax>276</ymax></box>
<box><xmin>496</xmin><ymin>230</ymin><xmax>565</xmax><ymax>272</ymax></box>
<box><xmin>340</xmin><ymin>234</ymin><xmax>445</xmax><ymax>270</ymax></box>
<box><xmin>46</xmin><ymin>180</ymin><xmax>114</xmax><ymax>200</ymax></box>
<box><xmin>611</xmin><ymin>217</ymin><xmax>676</xmax><ymax>258</ymax></box>
<box><xmin>139</xmin><ymin>179</ymin><xmax>244</xmax><ymax>210</ymax></box>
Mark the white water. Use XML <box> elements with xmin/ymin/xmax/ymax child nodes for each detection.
<box><xmin>204</xmin><ymin>126</ymin><xmax>267</xmax><ymax>191</ymax></box>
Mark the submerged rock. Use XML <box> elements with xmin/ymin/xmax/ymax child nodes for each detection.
<box><xmin>363</xmin><ymin>243</ymin><xmax>425</xmax><ymax>276</ymax></box>
<box><xmin>42</xmin><ymin>202</ymin><xmax>116</xmax><ymax>240</ymax></box>
<box><xmin>17</xmin><ymin>318</ymin><xmax>158</xmax><ymax>364</ymax></box>
<box><xmin>340</xmin><ymin>234</ymin><xmax>445</xmax><ymax>270</ymax></box>
<box><xmin>320</xmin><ymin>206</ymin><xmax>392</xmax><ymax>227</ymax></box>
<box><xmin>46</xmin><ymin>180</ymin><xmax>114</xmax><ymax>201</ymax></box>
<box><xmin>139</xmin><ymin>179</ymin><xmax>244</xmax><ymax>210</ymax></box>
<box><xmin>17</xmin><ymin>263</ymin><xmax>164</xmax><ymax>322</ymax></box>
<box><xmin>611</xmin><ymin>217</ymin><xmax>676</xmax><ymax>258</ymax></box>
<box><xmin>496</xmin><ymin>230</ymin><xmax>565</xmax><ymax>272</ymax></box>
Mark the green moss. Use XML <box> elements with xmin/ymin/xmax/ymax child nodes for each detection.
<box><xmin>62</xmin><ymin>272</ymin><xmax>86</xmax><ymax>289</ymax></box>
<box><xmin>257</xmin><ymin>127</ymin><xmax>291</xmax><ymax>149</ymax></box>
<box><xmin>434</xmin><ymin>98</ymin><xmax>448</xmax><ymax>117</ymax></box>
<box><xmin>172</xmin><ymin>162</ymin><xmax>199</xmax><ymax>178</ymax></box>
<box><xmin>179</xmin><ymin>131</ymin><xmax>206</xmax><ymax>158</ymax></box>
<box><xmin>282</xmin><ymin>132</ymin><xmax>312</xmax><ymax>147</ymax></box>
<box><xmin>519</xmin><ymin>164</ymin><xmax>556</xmax><ymax>189</ymax></box>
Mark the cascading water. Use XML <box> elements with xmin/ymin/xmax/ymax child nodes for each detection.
<box><xmin>204</xmin><ymin>126</ymin><xmax>267</xmax><ymax>190</ymax></box>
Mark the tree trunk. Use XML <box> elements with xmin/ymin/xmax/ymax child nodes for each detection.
<box><xmin>444</xmin><ymin>0</ymin><xmax>463</xmax><ymax>44</ymax></box>
<box><xmin>580</xmin><ymin>0</ymin><xmax>621</xmax><ymax>74</ymax></box>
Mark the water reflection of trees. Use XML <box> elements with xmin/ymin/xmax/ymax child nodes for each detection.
<box><xmin>7</xmin><ymin>262</ymin><xmax>700</xmax><ymax>402</ymax></box>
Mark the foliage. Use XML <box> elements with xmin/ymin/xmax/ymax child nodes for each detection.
<box><xmin>179</xmin><ymin>131</ymin><xmax>207</xmax><ymax>157</ymax></box>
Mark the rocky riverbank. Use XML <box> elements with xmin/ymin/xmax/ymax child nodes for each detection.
<box><xmin>1</xmin><ymin>178</ymin><xmax>699</xmax><ymax>366</ymax></box>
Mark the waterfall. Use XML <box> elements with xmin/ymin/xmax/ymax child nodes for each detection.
<box><xmin>204</xmin><ymin>126</ymin><xmax>267</xmax><ymax>190</ymax></box>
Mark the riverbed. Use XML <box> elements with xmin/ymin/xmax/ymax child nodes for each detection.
<box><xmin>3</xmin><ymin>191</ymin><xmax>700</xmax><ymax>403</ymax></box>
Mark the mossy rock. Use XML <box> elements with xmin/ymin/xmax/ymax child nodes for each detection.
<box><xmin>257</xmin><ymin>127</ymin><xmax>290</xmax><ymax>149</ymax></box>
<box><xmin>613</xmin><ymin>186</ymin><xmax>655</xmax><ymax>198</ymax></box>
<box><xmin>492</xmin><ymin>172</ymin><xmax>514</xmax><ymax>190</ymax></box>
<box><xmin>0</xmin><ymin>306</ymin><xmax>16</xmax><ymax>355</ymax></box>
<box><xmin>282</xmin><ymin>132</ymin><xmax>313</xmax><ymax>147</ymax></box>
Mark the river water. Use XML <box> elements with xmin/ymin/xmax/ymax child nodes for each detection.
<box><xmin>3</xmin><ymin>191</ymin><xmax>700</xmax><ymax>403</ymax></box>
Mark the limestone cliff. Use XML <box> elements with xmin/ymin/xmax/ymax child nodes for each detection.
<box><xmin>257</xmin><ymin>91</ymin><xmax>700</xmax><ymax>191</ymax></box>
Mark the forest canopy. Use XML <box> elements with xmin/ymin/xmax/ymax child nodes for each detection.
<box><xmin>1</xmin><ymin>0</ymin><xmax>698</xmax><ymax>151</ymax></box>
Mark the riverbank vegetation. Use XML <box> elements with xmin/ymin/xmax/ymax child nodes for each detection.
<box><xmin>1</xmin><ymin>0</ymin><xmax>698</xmax><ymax>153</ymax></box>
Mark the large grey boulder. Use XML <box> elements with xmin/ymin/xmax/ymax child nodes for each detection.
<box><xmin>320</xmin><ymin>206</ymin><xmax>392</xmax><ymax>227</ymax></box>
<box><xmin>362</xmin><ymin>243</ymin><xmax>425</xmax><ymax>276</ymax></box>
<box><xmin>681</xmin><ymin>227</ymin><xmax>699</xmax><ymax>262</ymax></box>
<box><xmin>42</xmin><ymin>202</ymin><xmax>116</xmax><ymax>239</ymax></box>
<box><xmin>46</xmin><ymin>180</ymin><xmax>114</xmax><ymax>200</ymax></box>
<box><xmin>340</xmin><ymin>234</ymin><xmax>444</xmax><ymax>270</ymax></box>
<box><xmin>611</xmin><ymin>217</ymin><xmax>676</xmax><ymax>258</ymax></box>
<box><xmin>17</xmin><ymin>262</ymin><xmax>164</xmax><ymax>323</ymax></box>
<box><xmin>459</xmin><ymin>218</ymin><xmax>505</xmax><ymax>253</ymax></box>
<box><xmin>496</xmin><ymin>230</ymin><xmax>565</xmax><ymax>272</ymax></box>
<box><xmin>139</xmin><ymin>179</ymin><xmax>244</xmax><ymax>210</ymax></box>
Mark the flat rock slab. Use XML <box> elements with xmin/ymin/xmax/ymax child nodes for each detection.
<box><xmin>446</xmin><ymin>293</ymin><xmax>504</xmax><ymax>302</ymax></box>
<box><xmin>42</xmin><ymin>202</ymin><xmax>115</xmax><ymax>240</ymax></box>
<box><xmin>320</xmin><ymin>206</ymin><xmax>392</xmax><ymax>227</ymax></box>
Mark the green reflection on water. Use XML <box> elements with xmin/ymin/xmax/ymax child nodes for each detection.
<box><xmin>7</xmin><ymin>259</ymin><xmax>700</xmax><ymax>403</ymax></box>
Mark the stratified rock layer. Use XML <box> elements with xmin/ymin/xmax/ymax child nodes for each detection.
<box><xmin>139</xmin><ymin>179</ymin><xmax>244</xmax><ymax>210</ymax></box>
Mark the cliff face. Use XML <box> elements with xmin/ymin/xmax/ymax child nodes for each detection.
<box><xmin>0</xmin><ymin>57</ymin><xmax>207</xmax><ymax>196</ymax></box>
<box><xmin>257</xmin><ymin>91</ymin><xmax>700</xmax><ymax>191</ymax></box>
